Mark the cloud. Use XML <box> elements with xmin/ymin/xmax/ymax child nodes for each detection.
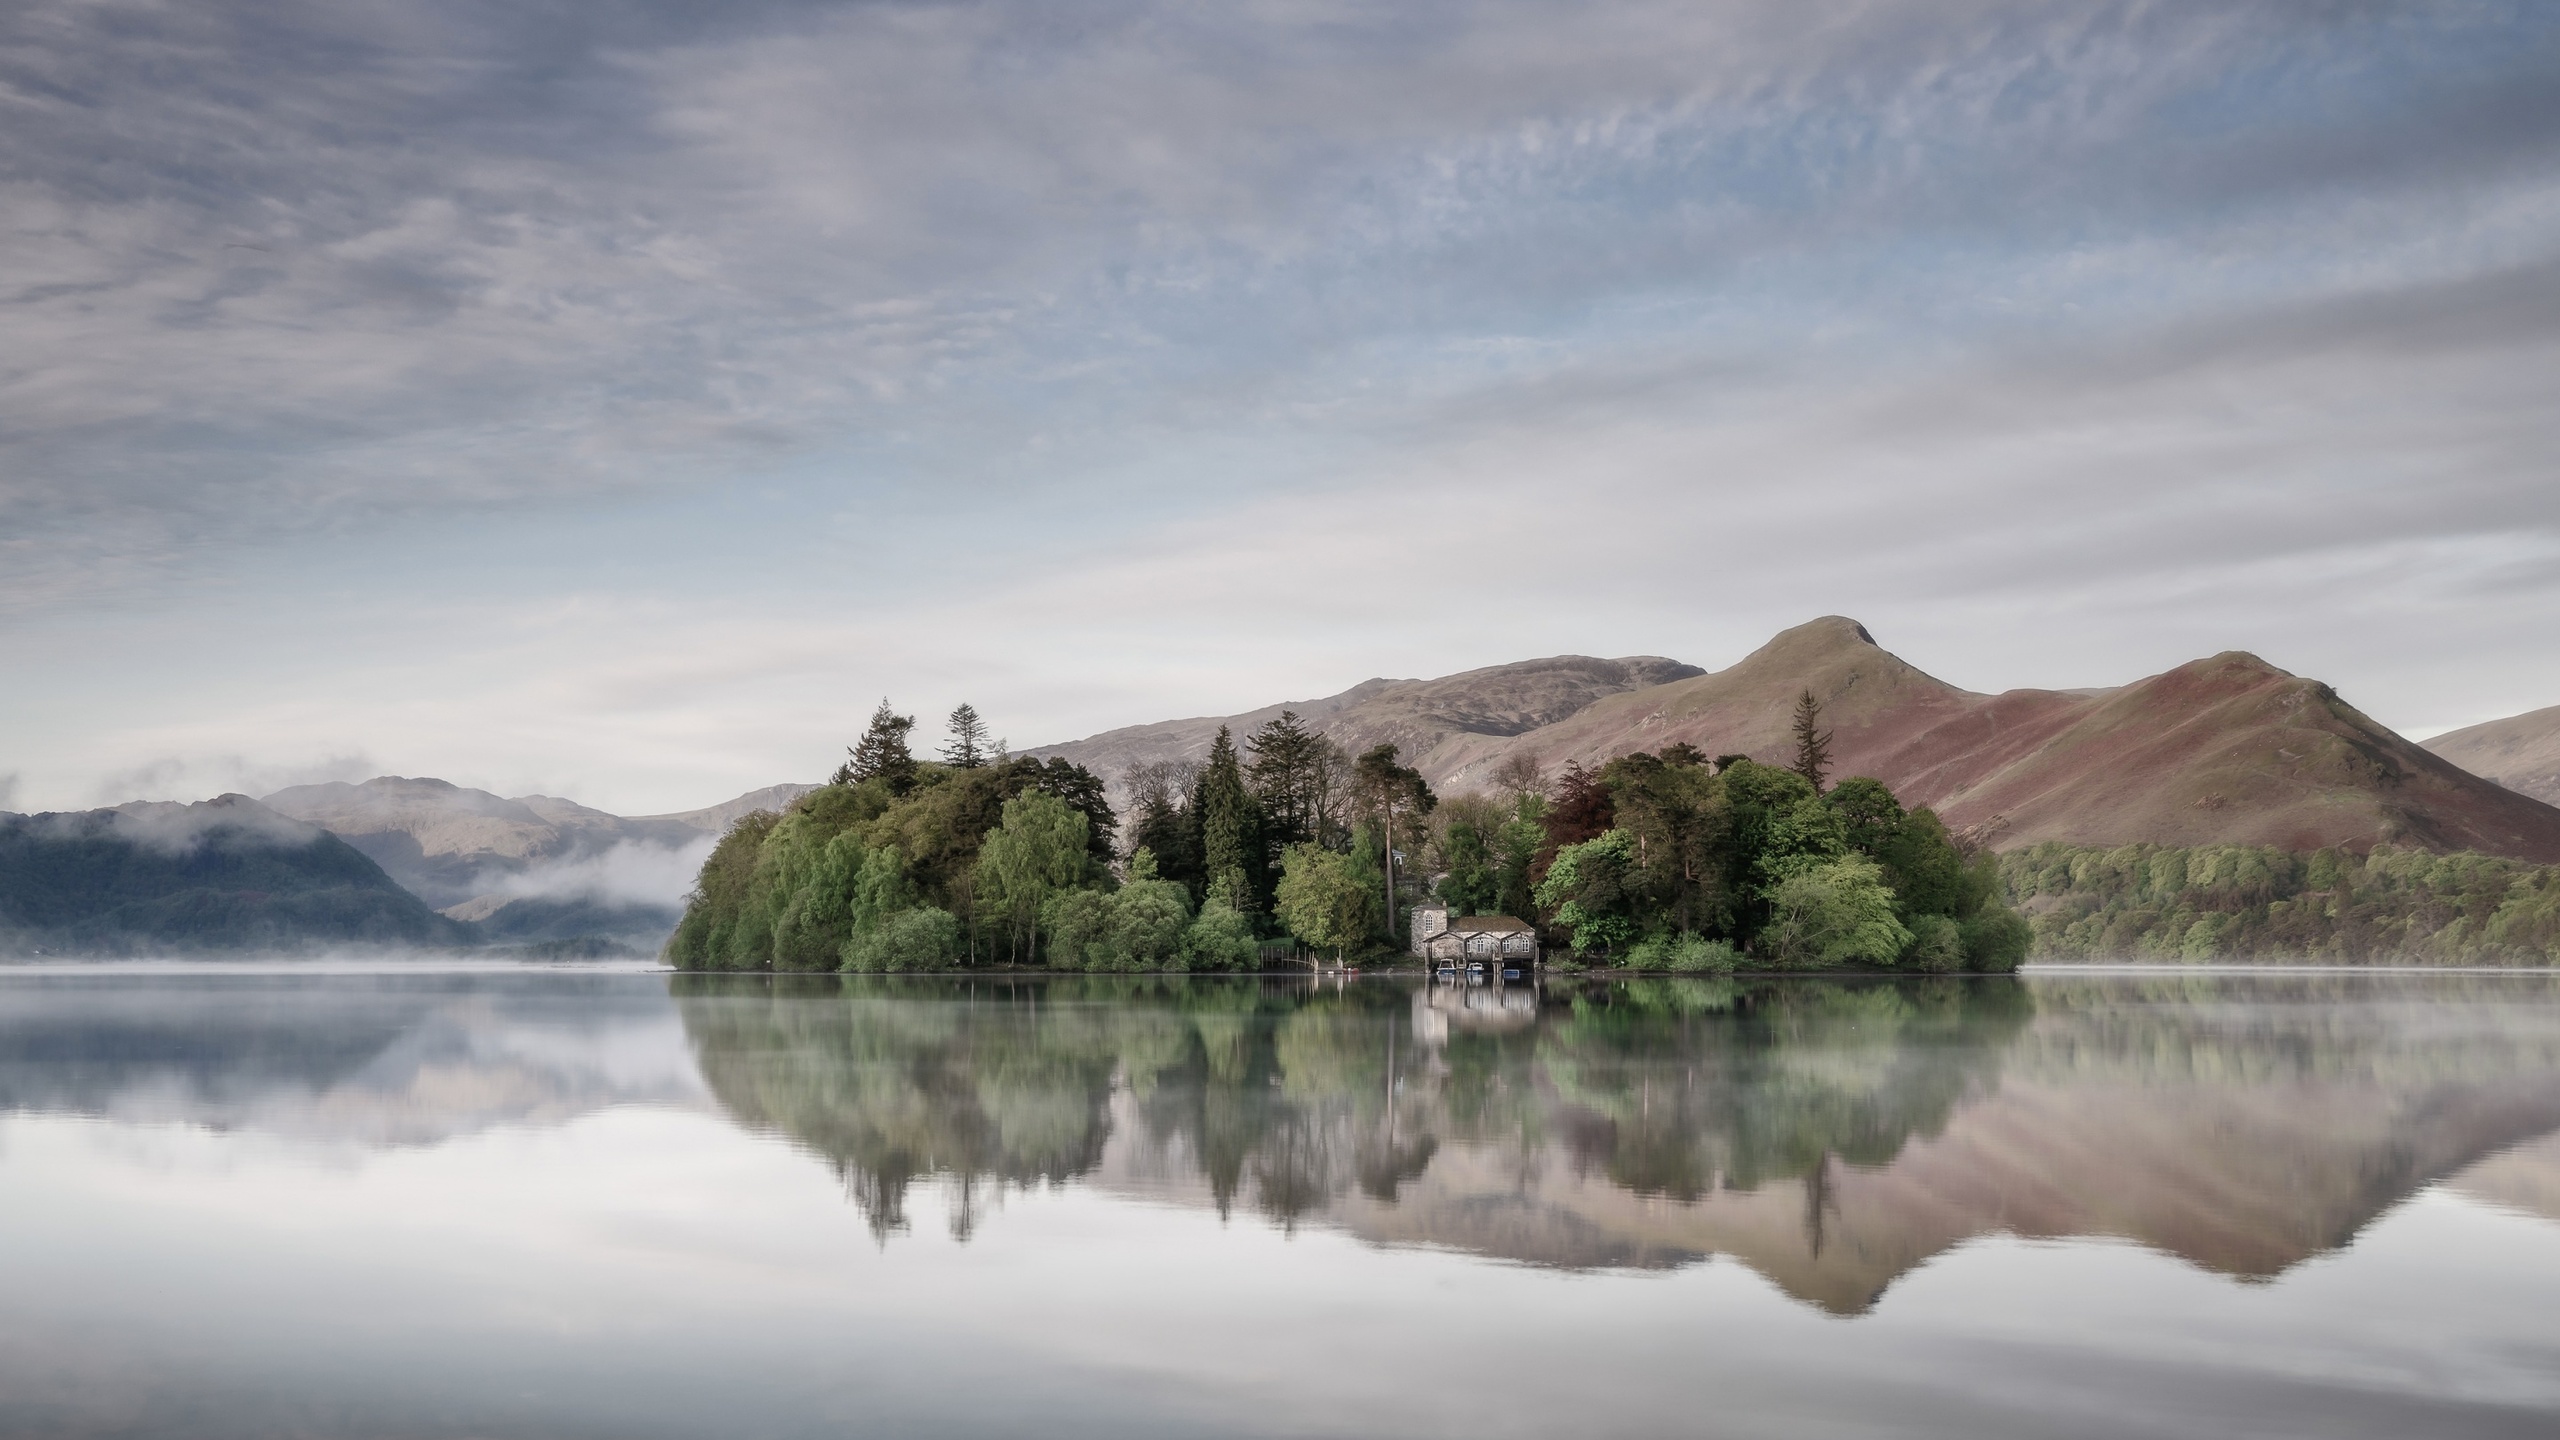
<box><xmin>3</xmin><ymin>1</ymin><xmax>2557</xmax><ymax>808</ymax></box>
<box><xmin>479</xmin><ymin>838</ymin><xmax>718</xmax><ymax>909</ymax></box>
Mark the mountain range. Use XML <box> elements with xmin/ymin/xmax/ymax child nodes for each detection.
<box><xmin>15</xmin><ymin>615</ymin><xmax>2559</xmax><ymax>955</ymax></box>
<box><xmin>1031</xmin><ymin>616</ymin><xmax>2560</xmax><ymax>864</ymax></box>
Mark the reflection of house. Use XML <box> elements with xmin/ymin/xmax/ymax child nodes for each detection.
<box><xmin>1411</xmin><ymin>977</ymin><xmax>1540</xmax><ymax>1045</ymax></box>
<box><xmin>1410</xmin><ymin>904</ymin><xmax>1539</xmax><ymax>966</ymax></box>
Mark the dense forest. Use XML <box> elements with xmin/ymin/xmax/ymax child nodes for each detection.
<box><xmin>2001</xmin><ymin>841</ymin><xmax>2560</xmax><ymax>963</ymax></box>
<box><xmin>668</xmin><ymin>693</ymin><xmax>2031</xmax><ymax>973</ymax></box>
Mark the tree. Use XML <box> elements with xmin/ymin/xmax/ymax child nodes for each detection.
<box><xmin>1534</xmin><ymin>829</ymin><xmax>1642</xmax><ymax>955</ymax></box>
<box><xmin>1761</xmin><ymin>856</ymin><xmax>1911</xmax><ymax>968</ymax></box>
<box><xmin>974</xmin><ymin>791</ymin><xmax>1093</xmax><ymax>964</ymax></box>
<box><xmin>838</xmin><ymin>700</ymin><xmax>919</xmax><ymax>794</ymax></box>
<box><xmin>1351</xmin><ymin>744</ymin><xmax>1435</xmax><ymax>937</ymax></box>
<box><xmin>1275</xmin><ymin>844</ymin><xmax>1379</xmax><ymax>964</ymax></box>
<box><xmin>1541</xmin><ymin>761</ymin><xmax>1614</xmax><ymax>860</ymax></box>
<box><xmin>1125</xmin><ymin>759</ymin><xmax>1203</xmax><ymax>892</ymax></box>
<box><xmin>942</xmin><ymin>703</ymin><xmax>991</xmax><ymax>768</ymax></box>
<box><xmin>1791</xmin><ymin>690</ymin><xmax>1834</xmax><ymax>793</ymax></box>
<box><xmin>1246</xmin><ymin>711</ymin><xmax>1321</xmax><ymax>849</ymax></box>
<box><xmin>1492</xmin><ymin>752</ymin><xmax>1546</xmax><ymax>807</ymax></box>
<box><xmin>1437</xmin><ymin>819</ymin><xmax>1498</xmax><ymax>915</ymax></box>
<box><xmin>1197</xmin><ymin>727</ymin><xmax>1266</xmax><ymax>913</ymax></box>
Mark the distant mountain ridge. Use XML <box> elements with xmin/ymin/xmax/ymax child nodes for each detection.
<box><xmin>2424</xmin><ymin>704</ymin><xmax>2560</xmax><ymax>808</ymax></box>
<box><xmin>257</xmin><ymin>776</ymin><xmax>819</xmax><ymax>950</ymax></box>
<box><xmin>0</xmin><ymin>795</ymin><xmax>464</xmax><ymax>955</ymax></box>
<box><xmin>1032</xmin><ymin>617</ymin><xmax>2560</xmax><ymax>863</ymax></box>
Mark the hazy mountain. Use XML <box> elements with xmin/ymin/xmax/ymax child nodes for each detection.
<box><xmin>256</xmin><ymin>776</ymin><xmax>819</xmax><ymax>952</ymax></box>
<box><xmin>2423</xmin><ymin>704</ymin><xmax>2560</xmax><ymax>807</ymax></box>
<box><xmin>1031</xmin><ymin>616</ymin><xmax>2560</xmax><ymax>862</ymax></box>
<box><xmin>0</xmin><ymin>795</ymin><xmax>462</xmax><ymax>955</ymax></box>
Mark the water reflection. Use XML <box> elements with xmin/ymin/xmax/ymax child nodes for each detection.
<box><xmin>0</xmin><ymin>972</ymin><xmax>707</xmax><ymax>1144</ymax></box>
<box><xmin>674</xmin><ymin>971</ymin><xmax>2560</xmax><ymax>1311</ymax></box>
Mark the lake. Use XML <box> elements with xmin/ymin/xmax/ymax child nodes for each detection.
<box><xmin>2</xmin><ymin>966</ymin><xmax>2557</xmax><ymax>1438</ymax></box>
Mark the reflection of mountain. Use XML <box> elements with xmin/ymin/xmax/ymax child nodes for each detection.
<box><xmin>676</xmin><ymin>974</ymin><xmax>2560</xmax><ymax>1314</ymax></box>
<box><xmin>0</xmin><ymin>974</ymin><xmax>709</xmax><ymax>1146</ymax></box>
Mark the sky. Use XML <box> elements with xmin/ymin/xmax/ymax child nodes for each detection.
<box><xmin>5</xmin><ymin>0</ymin><xmax>2559</xmax><ymax>816</ymax></box>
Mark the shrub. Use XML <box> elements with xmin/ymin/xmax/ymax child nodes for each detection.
<box><xmin>841</xmin><ymin>907</ymin><xmax>959</xmax><ymax>972</ymax></box>
<box><xmin>1181</xmin><ymin>898</ymin><xmax>1261</xmax><ymax>970</ymax></box>
<box><xmin>1958</xmin><ymin>907</ymin><xmax>2031</xmax><ymax>973</ymax></box>
<box><xmin>1904</xmin><ymin>913</ymin><xmax>1965</xmax><ymax>972</ymax></box>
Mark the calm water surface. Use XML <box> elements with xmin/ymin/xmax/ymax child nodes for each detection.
<box><xmin>3</xmin><ymin>967</ymin><xmax>2558</xmax><ymax>1438</ymax></box>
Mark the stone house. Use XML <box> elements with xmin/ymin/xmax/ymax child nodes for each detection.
<box><xmin>1410</xmin><ymin>903</ymin><xmax>1539</xmax><ymax>966</ymax></box>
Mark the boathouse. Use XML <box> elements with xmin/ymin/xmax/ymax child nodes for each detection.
<box><xmin>1410</xmin><ymin>903</ymin><xmax>1539</xmax><ymax>966</ymax></box>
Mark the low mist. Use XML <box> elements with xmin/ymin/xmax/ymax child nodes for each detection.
<box><xmin>475</xmin><ymin>836</ymin><xmax>717</xmax><ymax>910</ymax></box>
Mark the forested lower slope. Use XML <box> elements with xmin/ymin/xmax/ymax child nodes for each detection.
<box><xmin>2001</xmin><ymin>842</ymin><xmax>2560</xmax><ymax>963</ymax></box>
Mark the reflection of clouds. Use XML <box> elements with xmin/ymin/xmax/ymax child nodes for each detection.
<box><xmin>0</xmin><ymin>974</ymin><xmax>712</xmax><ymax>1148</ymax></box>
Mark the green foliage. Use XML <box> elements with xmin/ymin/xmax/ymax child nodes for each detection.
<box><xmin>842</xmin><ymin>906</ymin><xmax>960</xmax><ymax>972</ymax></box>
<box><xmin>1536</xmin><ymin>829</ymin><xmax>1643</xmax><ymax>954</ymax></box>
<box><xmin>1437</xmin><ymin>819</ymin><xmax>1498</xmax><ymax>915</ymax></box>
<box><xmin>1904</xmin><ymin>913</ymin><xmax>1966</xmax><ymax>972</ymax></box>
<box><xmin>1622</xmin><ymin>932</ymin><xmax>1742</xmax><ymax>972</ymax></box>
<box><xmin>669</xmin><ymin>737</ymin><xmax>1121</xmax><ymax>971</ymax></box>
<box><xmin>1998</xmin><ymin>841</ymin><xmax>2560</xmax><ymax>964</ymax></box>
<box><xmin>1760</xmin><ymin>856</ymin><xmax>1914</xmax><ymax>969</ymax></box>
<box><xmin>1274</xmin><ymin>843</ymin><xmax>1379</xmax><ymax>960</ymax></box>
<box><xmin>976</xmin><ymin>791</ymin><xmax>1094</xmax><ymax>964</ymax></box>
<box><xmin>1197</xmin><ymin>726</ymin><xmax>1267</xmax><ymax>914</ymax></box>
<box><xmin>1180</xmin><ymin>898</ymin><xmax>1261</xmax><ymax>970</ymax></box>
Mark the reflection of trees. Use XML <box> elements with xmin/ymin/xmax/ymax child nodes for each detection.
<box><xmin>672</xmin><ymin>973</ymin><xmax>2033</xmax><ymax>1243</ymax></box>
<box><xmin>1533</xmin><ymin>978</ymin><xmax>2031</xmax><ymax>1200</ymax></box>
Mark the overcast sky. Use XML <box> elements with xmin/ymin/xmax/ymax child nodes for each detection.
<box><xmin>5</xmin><ymin>0</ymin><xmax>2558</xmax><ymax>815</ymax></box>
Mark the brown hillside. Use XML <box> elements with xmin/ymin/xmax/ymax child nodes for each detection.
<box><xmin>2424</xmin><ymin>703</ymin><xmax>2560</xmax><ymax>807</ymax></box>
<box><xmin>1460</xmin><ymin>621</ymin><xmax>2560</xmax><ymax>861</ymax></box>
<box><xmin>1031</xmin><ymin>617</ymin><xmax>2560</xmax><ymax>862</ymax></box>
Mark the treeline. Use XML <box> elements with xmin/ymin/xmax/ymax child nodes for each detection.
<box><xmin>669</xmin><ymin>692</ymin><xmax>2032</xmax><ymax>972</ymax></box>
<box><xmin>1508</xmin><ymin>694</ymin><xmax>2028</xmax><ymax>973</ymax></box>
<box><xmin>2000</xmin><ymin>842</ymin><xmax>2560</xmax><ymax>963</ymax></box>
<box><xmin>668</xmin><ymin>699</ymin><xmax>1452</xmax><ymax>972</ymax></box>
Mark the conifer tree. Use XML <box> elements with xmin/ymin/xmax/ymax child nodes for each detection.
<box><xmin>1791</xmin><ymin>689</ymin><xmax>1834</xmax><ymax>794</ymax></box>
<box><xmin>1196</xmin><ymin>726</ymin><xmax>1265</xmax><ymax>913</ymax></box>
<box><xmin>942</xmin><ymin>703</ymin><xmax>990</xmax><ymax>768</ymax></box>
<box><xmin>836</xmin><ymin>699</ymin><xmax>919</xmax><ymax>793</ymax></box>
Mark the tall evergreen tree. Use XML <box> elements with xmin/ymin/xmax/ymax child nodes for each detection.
<box><xmin>836</xmin><ymin>699</ymin><xmax>919</xmax><ymax>793</ymax></box>
<box><xmin>1246</xmin><ymin>710</ymin><xmax>1325</xmax><ymax>849</ymax></box>
<box><xmin>942</xmin><ymin>703</ymin><xmax>991</xmax><ymax>768</ymax></box>
<box><xmin>1196</xmin><ymin>726</ymin><xmax>1266</xmax><ymax>914</ymax></box>
<box><xmin>1791</xmin><ymin>689</ymin><xmax>1834</xmax><ymax>793</ymax></box>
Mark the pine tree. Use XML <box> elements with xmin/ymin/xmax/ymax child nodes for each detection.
<box><xmin>1197</xmin><ymin>726</ymin><xmax>1265</xmax><ymax>914</ymax></box>
<box><xmin>942</xmin><ymin>703</ymin><xmax>990</xmax><ymax>768</ymax></box>
<box><xmin>1791</xmin><ymin>689</ymin><xmax>1834</xmax><ymax>793</ymax></box>
<box><xmin>1246</xmin><ymin>710</ymin><xmax>1323</xmax><ymax>849</ymax></box>
<box><xmin>837</xmin><ymin>699</ymin><xmax>918</xmax><ymax>793</ymax></box>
